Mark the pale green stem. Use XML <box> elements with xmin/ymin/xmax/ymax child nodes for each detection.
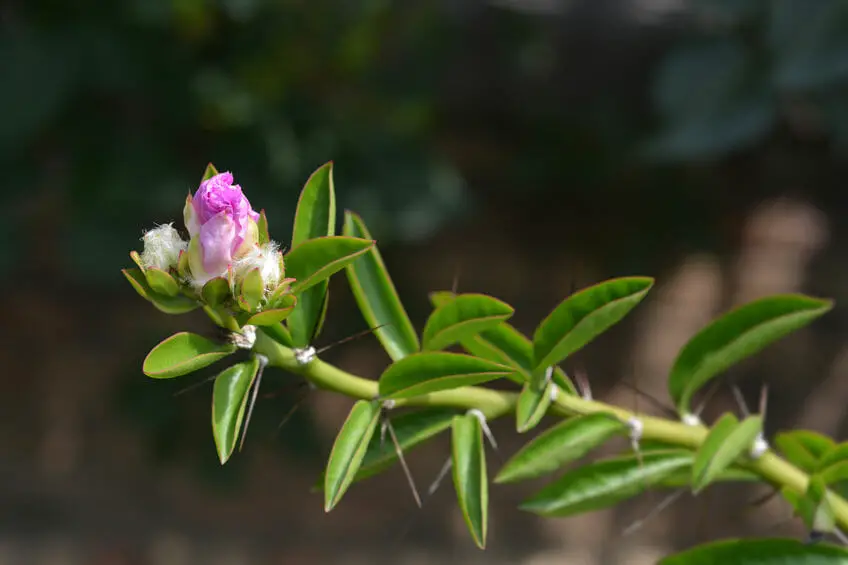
<box><xmin>253</xmin><ymin>330</ymin><xmax>848</xmax><ymax>531</ymax></box>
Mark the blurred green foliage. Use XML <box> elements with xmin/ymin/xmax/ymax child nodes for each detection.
<box><xmin>649</xmin><ymin>0</ymin><xmax>848</xmax><ymax>159</ymax></box>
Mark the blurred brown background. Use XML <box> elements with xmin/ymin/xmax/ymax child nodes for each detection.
<box><xmin>5</xmin><ymin>0</ymin><xmax>848</xmax><ymax>563</ymax></box>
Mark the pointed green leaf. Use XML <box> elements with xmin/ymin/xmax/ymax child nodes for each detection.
<box><xmin>668</xmin><ymin>294</ymin><xmax>833</xmax><ymax>413</ymax></box>
<box><xmin>423</xmin><ymin>294</ymin><xmax>514</xmax><ymax>352</ymax></box>
<box><xmin>268</xmin><ymin>280</ymin><xmax>295</xmax><ymax>308</ymax></box>
<box><xmin>659</xmin><ymin>466</ymin><xmax>758</xmax><ymax>488</ymax></box>
<box><xmin>143</xmin><ymin>332</ymin><xmax>237</xmax><ymax>378</ymax></box>
<box><xmin>286</xmin><ymin>236</ymin><xmax>374</xmax><ymax>295</ymax></box>
<box><xmin>238</xmin><ymin>268</ymin><xmax>264</xmax><ymax>311</ymax></box>
<box><xmin>659</xmin><ymin>538</ymin><xmax>848</xmax><ymax>565</ymax></box>
<box><xmin>821</xmin><ymin>462</ymin><xmax>848</xmax><ymax>486</ymax></box>
<box><xmin>288</xmin><ymin>162</ymin><xmax>336</xmax><ymax>348</ymax></box>
<box><xmin>324</xmin><ymin>399</ymin><xmax>382</xmax><ymax>511</ymax></box>
<box><xmin>692</xmin><ymin>414</ymin><xmax>762</xmax><ymax>493</ymax></box>
<box><xmin>496</xmin><ymin>413</ymin><xmax>626</xmax><ymax>484</ymax></box>
<box><xmin>378</xmin><ymin>352</ymin><xmax>515</xmax><ymax>400</ymax></box>
<box><xmin>257</xmin><ymin>209</ymin><xmax>270</xmax><ymax>245</ymax></box>
<box><xmin>122</xmin><ymin>268</ymin><xmax>199</xmax><ymax>315</ymax></box>
<box><xmin>245</xmin><ymin>305</ymin><xmax>296</xmax><ymax>326</ymax></box>
<box><xmin>211</xmin><ymin>358</ymin><xmax>260</xmax><ymax>464</ymax></box>
<box><xmin>343</xmin><ymin>211</ymin><xmax>419</xmax><ymax>361</ymax></box>
<box><xmin>819</xmin><ymin>443</ymin><xmax>848</xmax><ymax>471</ymax></box>
<box><xmin>292</xmin><ymin>162</ymin><xmax>335</xmax><ymax>247</ymax></box>
<box><xmin>520</xmin><ymin>451</ymin><xmax>692</xmax><ymax>517</ymax></box>
<box><xmin>429</xmin><ymin>291</ymin><xmax>576</xmax><ymax>393</ymax></box>
<box><xmin>776</xmin><ymin>433</ymin><xmax>821</xmax><ymax>473</ymax></box>
<box><xmin>313</xmin><ymin>408</ymin><xmax>455</xmax><ymax>490</ymax></box>
<box><xmin>260</xmin><ymin>323</ymin><xmax>293</xmax><ymax>348</ymax></box>
<box><xmin>201</xmin><ymin>162</ymin><xmax>219</xmax><ymax>182</ymax></box>
<box><xmin>788</xmin><ymin>430</ymin><xmax>837</xmax><ymax>460</ymax></box>
<box><xmin>532</xmin><ymin>277</ymin><xmax>654</xmax><ymax>373</ymax></box>
<box><xmin>515</xmin><ymin>381</ymin><xmax>553</xmax><ymax>434</ymax></box>
<box><xmin>145</xmin><ymin>267</ymin><xmax>180</xmax><ymax>297</ymax></box>
<box><xmin>202</xmin><ymin>277</ymin><xmax>231</xmax><ymax>307</ymax></box>
<box><xmin>452</xmin><ymin>413</ymin><xmax>488</xmax><ymax>549</ymax></box>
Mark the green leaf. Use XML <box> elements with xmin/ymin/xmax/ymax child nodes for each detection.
<box><xmin>313</xmin><ymin>408</ymin><xmax>455</xmax><ymax>490</ymax></box>
<box><xmin>821</xmin><ymin>462</ymin><xmax>848</xmax><ymax>486</ymax></box>
<box><xmin>776</xmin><ymin>432</ymin><xmax>821</xmax><ymax>473</ymax></box>
<box><xmin>343</xmin><ymin>211</ymin><xmax>420</xmax><ymax>361</ymax></box>
<box><xmin>496</xmin><ymin>413</ymin><xmax>626</xmax><ymax>484</ymax></box>
<box><xmin>819</xmin><ymin>443</ymin><xmax>848</xmax><ymax>471</ymax></box>
<box><xmin>429</xmin><ymin>291</ymin><xmax>576</xmax><ymax>393</ymax></box>
<box><xmin>452</xmin><ymin>413</ymin><xmax>488</xmax><ymax>549</ymax></box>
<box><xmin>692</xmin><ymin>414</ymin><xmax>762</xmax><ymax>493</ymax></box>
<box><xmin>129</xmin><ymin>250</ymin><xmax>145</xmax><ymax>271</ymax></box>
<box><xmin>292</xmin><ymin>162</ymin><xmax>335</xmax><ymax>248</ymax></box>
<box><xmin>515</xmin><ymin>381</ymin><xmax>553</xmax><ymax>434</ymax></box>
<box><xmin>260</xmin><ymin>324</ymin><xmax>294</xmax><ymax>348</ymax></box>
<box><xmin>122</xmin><ymin>268</ymin><xmax>199</xmax><ymax>315</ymax></box>
<box><xmin>422</xmin><ymin>293</ymin><xmax>514</xmax><ymax>352</ymax></box>
<box><xmin>788</xmin><ymin>431</ymin><xmax>837</xmax><ymax>460</ymax></box>
<box><xmin>288</xmin><ymin>161</ymin><xmax>336</xmax><ymax>348</ymax></box>
<box><xmin>532</xmin><ymin>277</ymin><xmax>654</xmax><ymax>373</ymax></box>
<box><xmin>658</xmin><ymin>466</ymin><xmax>758</xmax><ymax>488</ymax></box>
<box><xmin>144</xmin><ymin>267</ymin><xmax>180</xmax><ymax>297</ymax></box>
<box><xmin>202</xmin><ymin>277</ymin><xmax>231</xmax><ymax>307</ymax></box>
<box><xmin>378</xmin><ymin>352</ymin><xmax>515</xmax><ymax>400</ymax></box>
<box><xmin>211</xmin><ymin>358</ymin><xmax>260</xmax><ymax>464</ymax></box>
<box><xmin>324</xmin><ymin>399</ymin><xmax>382</xmax><ymax>512</ymax></box>
<box><xmin>659</xmin><ymin>538</ymin><xmax>848</xmax><ymax>565</ymax></box>
<box><xmin>520</xmin><ymin>451</ymin><xmax>692</xmax><ymax>517</ymax></box>
<box><xmin>245</xmin><ymin>305</ymin><xmax>296</xmax><ymax>326</ymax></box>
<box><xmin>286</xmin><ymin>236</ymin><xmax>374</xmax><ymax>295</ymax></box>
<box><xmin>201</xmin><ymin>162</ymin><xmax>219</xmax><ymax>182</ymax></box>
<box><xmin>238</xmin><ymin>268</ymin><xmax>264</xmax><ymax>311</ymax></box>
<box><xmin>143</xmin><ymin>332</ymin><xmax>237</xmax><ymax>378</ymax></box>
<box><xmin>668</xmin><ymin>294</ymin><xmax>832</xmax><ymax>414</ymax></box>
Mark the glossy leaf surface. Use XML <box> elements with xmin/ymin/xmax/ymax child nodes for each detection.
<box><xmin>693</xmin><ymin>414</ymin><xmax>762</xmax><ymax>493</ymax></box>
<box><xmin>286</xmin><ymin>236</ymin><xmax>374</xmax><ymax>295</ymax></box>
<box><xmin>211</xmin><ymin>358</ymin><xmax>260</xmax><ymax>464</ymax></box>
<box><xmin>378</xmin><ymin>352</ymin><xmax>514</xmax><ymax>400</ymax></box>
<box><xmin>496</xmin><ymin>413</ymin><xmax>626</xmax><ymax>484</ymax></box>
<box><xmin>145</xmin><ymin>267</ymin><xmax>179</xmax><ymax>297</ymax></box>
<box><xmin>668</xmin><ymin>294</ymin><xmax>832</xmax><ymax>413</ymax></box>
<box><xmin>520</xmin><ymin>451</ymin><xmax>692</xmax><ymax>517</ymax></box>
<box><xmin>343</xmin><ymin>211</ymin><xmax>419</xmax><ymax>361</ymax></box>
<box><xmin>532</xmin><ymin>277</ymin><xmax>654</xmax><ymax>373</ymax></box>
<box><xmin>452</xmin><ymin>413</ymin><xmax>488</xmax><ymax>549</ymax></box>
<box><xmin>143</xmin><ymin>332</ymin><xmax>237</xmax><ymax>378</ymax></box>
<box><xmin>429</xmin><ymin>291</ymin><xmax>575</xmax><ymax>392</ymax></box>
<box><xmin>422</xmin><ymin>294</ymin><xmax>514</xmax><ymax>352</ymax></box>
<box><xmin>659</xmin><ymin>538</ymin><xmax>848</xmax><ymax>565</ymax></box>
<box><xmin>515</xmin><ymin>381</ymin><xmax>554</xmax><ymax>433</ymax></box>
<box><xmin>324</xmin><ymin>400</ymin><xmax>382</xmax><ymax>512</ymax></box>
<box><xmin>288</xmin><ymin>162</ymin><xmax>336</xmax><ymax>347</ymax></box>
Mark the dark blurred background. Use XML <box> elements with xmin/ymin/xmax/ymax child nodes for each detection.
<box><xmin>5</xmin><ymin>0</ymin><xmax>848</xmax><ymax>563</ymax></box>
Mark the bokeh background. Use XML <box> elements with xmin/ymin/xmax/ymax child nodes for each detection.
<box><xmin>5</xmin><ymin>0</ymin><xmax>848</xmax><ymax>563</ymax></box>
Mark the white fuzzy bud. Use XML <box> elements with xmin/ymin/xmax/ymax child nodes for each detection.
<box><xmin>140</xmin><ymin>223</ymin><xmax>187</xmax><ymax>271</ymax></box>
<box><xmin>682</xmin><ymin>413</ymin><xmax>702</xmax><ymax>426</ymax></box>
<box><xmin>234</xmin><ymin>241</ymin><xmax>283</xmax><ymax>291</ymax></box>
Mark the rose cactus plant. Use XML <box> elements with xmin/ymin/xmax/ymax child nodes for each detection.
<box><xmin>123</xmin><ymin>161</ymin><xmax>848</xmax><ymax>564</ymax></box>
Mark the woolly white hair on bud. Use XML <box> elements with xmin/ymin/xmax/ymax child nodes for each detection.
<box><xmin>234</xmin><ymin>241</ymin><xmax>282</xmax><ymax>291</ymax></box>
<box><xmin>140</xmin><ymin>223</ymin><xmax>187</xmax><ymax>270</ymax></box>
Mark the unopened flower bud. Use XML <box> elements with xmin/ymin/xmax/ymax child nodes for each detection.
<box><xmin>140</xmin><ymin>223</ymin><xmax>187</xmax><ymax>271</ymax></box>
<box><xmin>184</xmin><ymin>171</ymin><xmax>260</xmax><ymax>286</ymax></box>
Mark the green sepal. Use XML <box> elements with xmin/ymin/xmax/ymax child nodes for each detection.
<box><xmin>257</xmin><ymin>209</ymin><xmax>270</xmax><ymax>245</ymax></box>
<box><xmin>238</xmin><ymin>268</ymin><xmax>264</xmax><ymax>312</ymax></box>
<box><xmin>202</xmin><ymin>277</ymin><xmax>231</xmax><ymax>307</ymax></box>
<box><xmin>129</xmin><ymin>250</ymin><xmax>145</xmax><ymax>271</ymax></box>
<box><xmin>201</xmin><ymin>162</ymin><xmax>219</xmax><ymax>181</ymax></box>
<box><xmin>122</xmin><ymin>268</ymin><xmax>199</xmax><ymax>315</ymax></box>
<box><xmin>144</xmin><ymin>267</ymin><xmax>180</xmax><ymax>297</ymax></box>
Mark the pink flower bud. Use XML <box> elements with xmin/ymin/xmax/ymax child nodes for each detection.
<box><xmin>184</xmin><ymin>172</ymin><xmax>260</xmax><ymax>284</ymax></box>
